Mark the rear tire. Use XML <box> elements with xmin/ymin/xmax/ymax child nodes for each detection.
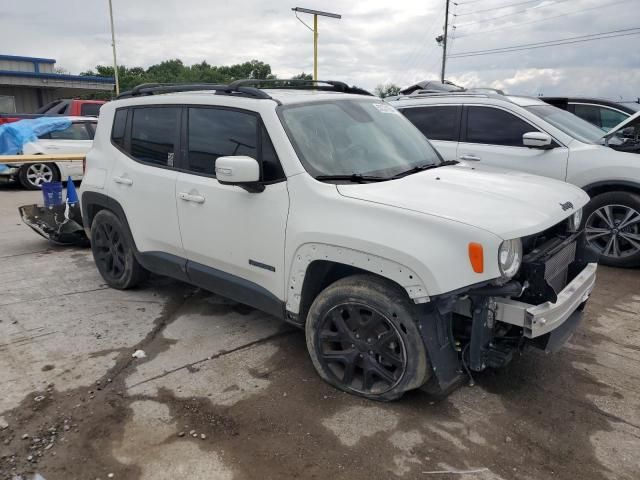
<box><xmin>584</xmin><ymin>192</ymin><xmax>640</xmax><ymax>268</ymax></box>
<box><xmin>90</xmin><ymin>210</ymin><xmax>148</xmax><ymax>289</ymax></box>
<box><xmin>18</xmin><ymin>162</ymin><xmax>60</xmax><ymax>190</ymax></box>
<box><xmin>305</xmin><ymin>274</ymin><xmax>430</xmax><ymax>401</ymax></box>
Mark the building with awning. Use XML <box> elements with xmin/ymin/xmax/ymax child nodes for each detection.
<box><xmin>0</xmin><ymin>54</ymin><xmax>114</xmax><ymax>113</ymax></box>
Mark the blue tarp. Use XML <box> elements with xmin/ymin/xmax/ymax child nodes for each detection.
<box><xmin>0</xmin><ymin>117</ymin><xmax>72</xmax><ymax>155</ymax></box>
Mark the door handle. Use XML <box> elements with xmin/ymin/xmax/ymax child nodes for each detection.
<box><xmin>459</xmin><ymin>154</ymin><xmax>481</xmax><ymax>162</ymax></box>
<box><xmin>178</xmin><ymin>192</ymin><xmax>205</xmax><ymax>204</ymax></box>
<box><xmin>113</xmin><ymin>176</ymin><xmax>133</xmax><ymax>185</ymax></box>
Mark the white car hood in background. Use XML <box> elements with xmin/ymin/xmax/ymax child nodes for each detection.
<box><xmin>337</xmin><ymin>164</ymin><xmax>589</xmax><ymax>239</ymax></box>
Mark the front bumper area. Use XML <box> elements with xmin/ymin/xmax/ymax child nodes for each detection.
<box><xmin>494</xmin><ymin>262</ymin><xmax>597</xmax><ymax>338</ymax></box>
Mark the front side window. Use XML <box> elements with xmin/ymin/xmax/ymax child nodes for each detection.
<box><xmin>466</xmin><ymin>106</ymin><xmax>536</xmax><ymax>146</ymax></box>
<box><xmin>526</xmin><ymin>105</ymin><xmax>604</xmax><ymax>144</ymax></box>
<box><xmin>280</xmin><ymin>99</ymin><xmax>441</xmax><ymax>178</ymax></box>
<box><xmin>401</xmin><ymin>105</ymin><xmax>460</xmax><ymax>141</ymax></box>
<box><xmin>130</xmin><ymin>107</ymin><xmax>180</xmax><ymax>166</ymax></box>
<box><xmin>187</xmin><ymin>108</ymin><xmax>257</xmax><ymax>175</ymax></box>
<box><xmin>572</xmin><ymin>104</ymin><xmax>601</xmax><ymax>127</ymax></box>
<box><xmin>599</xmin><ymin>108</ymin><xmax>628</xmax><ymax>130</ymax></box>
<box><xmin>46</xmin><ymin>123</ymin><xmax>91</xmax><ymax>141</ymax></box>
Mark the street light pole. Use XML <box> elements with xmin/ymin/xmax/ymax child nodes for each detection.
<box><xmin>292</xmin><ymin>7</ymin><xmax>341</xmax><ymax>80</ymax></box>
<box><xmin>108</xmin><ymin>0</ymin><xmax>120</xmax><ymax>96</ymax></box>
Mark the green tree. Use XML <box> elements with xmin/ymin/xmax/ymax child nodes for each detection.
<box><xmin>374</xmin><ymin>83</ymin><xmax>401</xmax><ymax>98</ymax></box>
<box><xmin>291</xmin><ymin>72</ymin><xmax>313</xmax><ymax>80</ymax></box>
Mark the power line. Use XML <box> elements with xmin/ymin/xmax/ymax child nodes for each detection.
<box><xmin>455</xmin><ymin>0</ymin><xmax>633</xmax><ymax>39</ymax></box>
<box><xmin>449</xmin><ymin>27</ymin><xmax>640</xmax><ymax>58</ymax></box>
<box><xmin>456</xmin><ymin>0</ymin><xmax>544</xmax><ymax>16</ymax></box>
<box><xmin>454</xmin><ymin>0</ymin><xmax>574</xmax><ymax>27</ymax></box>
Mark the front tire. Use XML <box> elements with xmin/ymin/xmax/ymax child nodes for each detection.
<box><xmin>18</xmin><ymin>162</ymin><xmax>60</xmax><ymax>190</ymax></box>
<box><xmin>305</xmin><ymin>274</ymin><xmax>430</xmax><ymax>401</ymax></box>
<box><xmin>90</xmin><ymin>210</ymin><xmax>148</xmax><ymax>289</ymax></box>
<box><xmin>584</xmin><ymin>192</ymin><xmax>640</xmax><ymax>268</ymax></box>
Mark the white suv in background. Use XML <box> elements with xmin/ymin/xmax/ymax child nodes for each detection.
<box><xmin>389</xmin><ymin>93</ymin><xmax>640</xmax><ymax>267</ymax></box>
<box><xmin>81</xmin><ymin>80</ymin><xmax>596</xmax><ymax>400</ymax></box>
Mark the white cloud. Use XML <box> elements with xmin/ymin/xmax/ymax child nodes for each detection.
<box><xmin>1</xmin><ymin>0</ymin><xmax>638</xmax><ymax>98</ymax></box>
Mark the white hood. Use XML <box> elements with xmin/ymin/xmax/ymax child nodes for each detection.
<box><xmin>337</xmin><ymin>163</ymin><xmax>589</xmax><ymax>239</ymax></box>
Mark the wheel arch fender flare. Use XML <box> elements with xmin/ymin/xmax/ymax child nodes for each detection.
<box><xmin>581</xmin><ymin>180</ymin><xmax>640</xmax><ymax>198</ymax></box>
<box><xmin>286</xmin><ymin>243</ymin><xmax>431</xmax><ymax>315</ymax></box>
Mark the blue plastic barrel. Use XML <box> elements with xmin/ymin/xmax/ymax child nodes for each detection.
<box><xmin>42</xmin><ymin>181</ymin><xmax>64</xmax><ymax>207</ymax></box>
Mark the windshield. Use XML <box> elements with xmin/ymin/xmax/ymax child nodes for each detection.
<box><xmin>279</xmin><ymin>99</ymin><xmax>442</xmax><ymax>178</ymax></box>
<box><xmin>525</xmin><ymin>105</ymin><xmax>605</xmax><ymax>144</ymax></box>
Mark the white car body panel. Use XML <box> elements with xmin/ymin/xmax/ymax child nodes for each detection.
<box><xmin>84</xmin><ymin>90</ymin><xmax>587</xmax><ymax>305</ymax></box>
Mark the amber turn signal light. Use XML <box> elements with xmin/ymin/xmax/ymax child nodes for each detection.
<box><xmin>468</xmin><ymin>242</ymin><xmax>484</xmax><ymax>273</ymax></box>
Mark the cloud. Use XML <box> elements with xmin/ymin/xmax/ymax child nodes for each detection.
<box><xmin>1</xmin><ymin>0</ymin><xmax>638</xmax><ymax>98</ymax></box>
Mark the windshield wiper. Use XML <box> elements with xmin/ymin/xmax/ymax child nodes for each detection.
<box><xmin>391</xmin><ymin>160</ymin><xmax>459</xmax><ymax>179</ymax></box>
<box><xmin>314</xmin><ymin>174</ymin><xmax>388</xmax><ymax>183</ymax></box>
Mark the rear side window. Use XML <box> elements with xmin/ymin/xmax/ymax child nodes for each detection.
<box><xmin>130</xmin><ymin>107</ymin><xmax>180</xmax><ymax>166</ymax></box>
<box><xmin>187</xmin><ymin>108</ymin><xmax>258</xmax><ymax>175</ymax></box>
<box><xmin>401</xmin><ymin>106</ymin><xmax>460</xmax><ymax>141</ymax></box>
<box><xmin>111</xmin><ymin>109</ymin><xmax>127</xmax><ymax>149</ymax></box>
<box><xmin>81</xmin><ymin>103</ymin><xmax>101</xmax><ymax>116</ymax></box>
<box><xmin>466</xmin><ymin>106</ymin><xmax>536</xmax><ymax>146</ymax></box>
<box><xmin>47</xmin><ymin>123</ymin><xmax>91</xmax><ymax>140</ymax></box>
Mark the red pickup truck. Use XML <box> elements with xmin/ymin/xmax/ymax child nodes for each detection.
<box><xmin>0</xmin><ymin>99</ymin><xmax>106</xmax><ymax>125</ymax></box>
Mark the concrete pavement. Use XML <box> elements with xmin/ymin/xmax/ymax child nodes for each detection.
<box><xmin>1</xmin><ymin>184</ymin><xmax>639</xmax><ymax>480</ymax></box>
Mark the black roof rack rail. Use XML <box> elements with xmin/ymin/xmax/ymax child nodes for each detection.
<box><xmin>116</xmin><ymin>82</ymin><xmax>273</xmax><ymax>100</ymax></box>
<box><xmin>228</xmin><ymin>79</ymin><xmax>374</xmax><ymax>96</ymax></box>
<box><xmin>116</xmin><ymin>79</ymin><xmax>374</xmax><ymax>100</ymax></box>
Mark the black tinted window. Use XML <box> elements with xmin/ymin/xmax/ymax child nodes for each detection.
<box><xmin>187</xmin><ymin>108</ymin><xmax>257</xmax><ymax>175</ymax></box>
<box><xmin>131</xmin><ymin>107</ymin><xmax>180</xmax><ymax>166</ymax></box>
<box><xmin>573</xmin><ymin>104</ymin><xmax>601</xmax><ymax>127</ymax></box>
<box><xmin>111</xmin><ymin>109</ymin><xmax>127</xmax><ymax>149</ymax></box>
<box><xmin>261</xmin><ymin>125</ymin><xmax>285</xmax><ymax>181</ymax></box>
<box><xmin>466</xmin><ymin>106</ymin><xmax>536</xmax><ymax>146</ymax></box>
<box><xmin>81</xmin><ymin>103</ymin><xmax>101</xmax><ymax>116</ymax></box>
<box><xmin>401</xmin><ymin>106</ymin><xmax>459</xmax><ymax>141</ymax></box>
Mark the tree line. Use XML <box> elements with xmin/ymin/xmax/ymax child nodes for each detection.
<box><xmin>79</xmin><ymin>58</ymin><xmax>402</xmax><ymax>98</ymax></box>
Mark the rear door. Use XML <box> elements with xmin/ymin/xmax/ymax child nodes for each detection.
<box><xmin>399</xmin><ymin>105</ymin><xmax>461</xmax><ymax>161</ymax></box>
<box><xmin>175</xmin><ymin>106</ymin><xmax>289</xmax><ymax>310</ymax></box>
<box><xmin>107</xmin><ymin>106</ymin><xmax>185</xmax><ymax>261</ymax></box>
<box><xmin>458</xmin><ymin>105</ymin><xmax>569</xmax><ymax>180</ymax></box>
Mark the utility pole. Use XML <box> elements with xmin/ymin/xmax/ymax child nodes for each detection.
<box><xmin>440</xmin><ymin>0</ymin><xmax>450</xmax><ymax>83</ymax></box>
<box><xmin>108</xmin><ymin>0</ymin><xmax>120</xmax><ymax>96</ymax></box>
<box><xmin>292</xmin><ymin>7</ymin><xmax>341</xmax><ymax>81</ymax></box>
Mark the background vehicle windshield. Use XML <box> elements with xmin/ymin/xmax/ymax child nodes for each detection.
<box><xmin>526</xmin><ymin>105</ymin><xmax>605</xmax><ymax>144</ymax></box>
<box><xmin>280</xmin><ymin>99</ymin><xmax>441</xmax><ymax>178</ymax></box>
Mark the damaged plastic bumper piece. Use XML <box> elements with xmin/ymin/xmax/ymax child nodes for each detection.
<box><xmin>493</xmin><ymin>262</ymin><xmax>597</xmax><ymax>339</ymax></box>
<box><xmin>19</xmin><ymin>203</ymin><xmax>88</xmax><ymax>246</ymax></box>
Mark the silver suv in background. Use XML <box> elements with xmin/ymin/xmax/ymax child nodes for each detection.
<box><xmin>389</xmin><ymin>92</ymin><xmax>640</xmax><ymax>267</ymax></box>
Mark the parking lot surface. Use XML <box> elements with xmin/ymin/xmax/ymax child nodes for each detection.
<box><xmin>1</xmin><ymin>185</ymin><xmax>639</xmax><ymax>480</ymax></box>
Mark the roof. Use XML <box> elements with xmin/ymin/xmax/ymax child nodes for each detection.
<box><xmin>505</xmin><ymin>95</ymin><xmax>548</xmax><ymax>107</ymax></box>
<box><xmin>0</xmin><ymin>54</ymin><xmax>56</xmax><ymax>64</ymax></box>
<box><xmin>0</xmin><ymin>70</ymin><xmax>114</xmax><ymax>84</ymax></box>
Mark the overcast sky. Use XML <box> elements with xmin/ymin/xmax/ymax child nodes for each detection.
<box><xmin>3</xmin><ymin>0</ymin><xmax>639</xmax><ymax>98</ymax></box>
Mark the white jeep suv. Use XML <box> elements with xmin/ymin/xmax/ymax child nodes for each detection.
<box><xmin>389</xmin><ymin>92</ymin><xmax>640</xmax><ymax>268</ymax></box>
<box><xmin>81</xmin><ymin>80</ymin><xmax>597</xmax><ymax>400</ymax></box>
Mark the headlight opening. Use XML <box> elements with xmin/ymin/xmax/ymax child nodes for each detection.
<box><xmin>498</xmin><ymin>238</ymin><xmax>523</xmax><ymax>279</ymax></box>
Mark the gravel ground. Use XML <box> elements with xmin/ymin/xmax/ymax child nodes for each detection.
<box><xmin>1</xmin><ymin>184</ymin><xmax>639</xmax><ymax>480</ymax></box>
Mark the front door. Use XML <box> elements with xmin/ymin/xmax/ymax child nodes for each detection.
<box><xmin>458</xmin><ymin>105</ymin><xmax>569</xmax><ymax>181</ymax></box>
<box><xmin>175</xmin><ymin>106</ymin><xmax>289</xmax><ymax>309</ymax></box>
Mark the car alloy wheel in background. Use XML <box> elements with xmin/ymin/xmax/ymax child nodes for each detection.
<box><xmin>19</xmin><ymin>162</ymin><xmax>59</xmax><ymax>190</ymax></box>
<box><xmin>585</xmin><ymin>204</ymin><xmax>640</xmax><ymax>262</ymax></box>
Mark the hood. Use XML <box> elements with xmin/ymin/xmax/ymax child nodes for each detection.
<box><xmin>337</xmin><ymin>163</ymin><xmax>589</xmax><ymax>239</ymax></box>
<box><xmin>603</xmin><ymin>110</ymin><xmax>640</xmax><ymax>138</ymax></box>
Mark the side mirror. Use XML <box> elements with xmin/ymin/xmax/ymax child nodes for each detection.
<box><xmin>523</xmin><ymin>131</ymin><xmax>553</xmax><ymax>149</ymax></box>
<box><xmin>215</xmin><ymin>156</ymin><xmax>264</xmax><ymax>193</ymax></box>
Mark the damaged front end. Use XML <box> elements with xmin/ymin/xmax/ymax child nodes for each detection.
<box><xmin>19</xmin><ymin>203</ymin><xmax>88</xmax><ymax>246</ymax></box>
<box><xmin>419</xmin><ymin>222</ymin><xmax>599</xmax><ymax>394</ymax></box>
